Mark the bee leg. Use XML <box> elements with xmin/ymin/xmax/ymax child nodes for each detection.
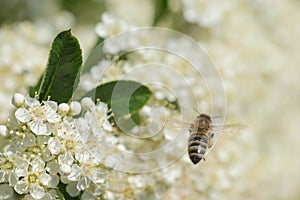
<box><xmin>203</xmin><ymin>157</ymin><xmax>206</xmax><ymax>161</ymax></box>
<box><xmin>208</xmin><ymin>133</ymin><xmax>214</xmax><ymax>148</ymax></box>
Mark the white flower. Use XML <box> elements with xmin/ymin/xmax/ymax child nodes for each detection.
<box><xmin>84</xmin><ymin>102</ymin><xmax>112</xmax><ymax>133</ymax></box>
<box><xmin>67</xmin><ymin>152</ymin><xmax>106</xmax><ymax>193</ymax></box>
<box><xmin>74</xmin><ymin>101</ymin><xmax>114</xmax><ymax>164</ymax></box>
<box><xmin>94</xmin><ymin>13</ymin><xmax>137</xmax><ymax>54</ymax></box>
<box><xmin>55</xmin><ymin>118</ymin><xmax>77</xmax><ymax>137</ymax></box>
<box><xmin>0</xmin><ymin>151</ymin><xmax>20</xmax><ymax>183</ymax></box>
<box><xmin>12</xmin><ymin>158</ymin><xmax>56</xmax><ymax>199</ymax></box>
<box><xmin>181</xmin><ymin>0</ymin><xmax>230</xmax><ymax>27</ymax></box>
<box><xmin>58</xmin><ymin>142</ymin><xmax>107</xmax><ymax>196</ymax></box>
<box><xmin>15</xmin><ymin>98</ymin><xmax>61</xmax><ymax>136</ymax></box>
<box><xmin>48</xmin><ymin>117</ymin><xmax>82</xmax><ymax>157</ymax></box>
<box><xmin>95</xmin><ymin>12</ymin><xmax>134</xmax><ymax>38</ymax></box>
<box><xmin>0</xmin><ymin>22</ymin><xmax>48</xmax><ymax>122</ymax></box>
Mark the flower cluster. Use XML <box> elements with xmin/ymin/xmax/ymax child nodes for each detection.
<box><xmin>0</xmin><ymin>94</ymin><xmax>114</xmax><ymax>199</ymax></box>
<box><xmin>181</xmin><ymin>0</ymin><xmax>230</xmax><ymax>28</ymax></box>
<box><xmin>0</xmin><ymin>92</ymin><xmax>205</xmax><ymax>200</ymax></box>
<box><xmin>0</xmin><ymin>23</ymin><xmax>48</xmax><ymax>123</ymax></box>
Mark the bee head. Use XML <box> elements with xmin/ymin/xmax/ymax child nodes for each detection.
<box><xmin>196</xmin><ymin>114</ymin><xmax>212</xmax><ymax>129</ymax></box>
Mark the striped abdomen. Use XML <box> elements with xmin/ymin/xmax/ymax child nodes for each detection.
<box><xmin>188</xmin><ymin>133</ymin><xmax>208</xmax><ymax>165</ymax></box>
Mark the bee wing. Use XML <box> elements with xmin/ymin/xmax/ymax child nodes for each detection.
<box><xmin>211</xmin><ymin>123</ymin><xmax>250</xmax><ymax>138</ymax></box>
<box><xmin>203</xmin><ymin>124</ymin><xmax>250</xmax><ymax>157</ymax></box>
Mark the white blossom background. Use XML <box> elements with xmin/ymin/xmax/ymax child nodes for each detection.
<box><xmin>0</xmin><ymin>0</ymin><xmax>300</xmax><ymax>199</ymax></box>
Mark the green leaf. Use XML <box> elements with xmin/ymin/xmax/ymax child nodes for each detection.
<box><xmin>38</xmin><ymin>29</ymin><xmax>82</xmax><ymax>103</ymax></box>
<box><xmin>84</xmin><ymin>80</ymin><xmax>152</xmax><ymax>119</ymax></box>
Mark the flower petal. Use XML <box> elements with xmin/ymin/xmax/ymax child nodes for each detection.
<box><xmin>49</xmin><ymin>175</ymin><xmax>59</xmax><ymax>187</ymax></box>
<box><xmin>29</xmin><ymin>120</ymin><xmax>50</xmax><ymax>136</ymax></box>
<box><xmin>30</xmin><ymin>184</ymin><xmax>45</xmax><ymax>199</ymax></box>
<box><xmin>68</xmin><ymin>164</ymin><xmax>81</xmax><ymax>182</ymax></box>
<box><xmin>15</xmin><ymin>167</ymin><xmax>28</xmax><ymax>178</ymax></box>
<box><xmin>45</xmin><ymin>160</ymin><xmax>58</xmax><ymax>175</ymax></box>
<box><xmin>8</xmin><ymin>172</ymin><xmax>18</xmax><ymax>186</ymax></box>
<box><xmin>58</xmin><ymin>152</ymin><xmax>74</xmax><ymax>166</ymax></box>
<box><xmin>15</xmin><ymin>157</ymin><xmax>29</xmax><ymax>169</ymax></box>
<box><xmin>31</xmin><ymin>159</ymin><xmax>45</xmax><ymax>173</ymax></box>
<box><xmin>96</xmin><ymin>102</ymin><xmax>108</xmax><ymax>113</ymax></box>
<box><xmin>75</xmin><ymin>147</ymin><xmax>90</xmax><ymax>163</ymax></box>
<box><xmin>89</xmin><ymin>168</ymin><xmax>106</xmax><ymax>184</ymax></box>
<box><xmin>14</xmin><ymin>180</ymin><xmax>29</xmax><ymax>194</ymax></box>
<box><xmin>76</xmin><ymin>176</ymin><xmax>91</xmax><ymax>191</ymax></box>
<box><xmin>59</xmin><ymin>163</ymin><xmax>72</xmax><ymax>175</ymax></box>
<box><xmin>39</xmin><ymin>193</ymin><xmax>53</xmax><ymax>200</ymax></box>
<box><xmin>66</xmin><ymin>182</ymin><xmax>80</xmax><ymax>197</ymax></box>
<box><xmin>48</xmin><ymin>137</ymin><xmax>62</xmax><ymax>155</ymax></box>
<box><xmin>43</xmin><ymin>101</ymin><xmax>57</xmax><ymax>113</ymax></box>
<box><xmin>40</xmin><ymin>173</ymin><xmax>52</xmax><ymax>186</ymax></box>
<box><xmin>102</xmin><ymin>121</ymin><xmax>112</xmax><ymax>132</ymax></box>
<box><xmin>46</xmin><ymin>113</ymin><xmax>61</xmax><ymax>123</ymax></box>
<box><xmin>81</xmin><ymin>191</ymin><xmax>97</xmax><ymax>200</ymax></box>
<box><xmin>25</xmin><ymin>97</ymin><xmax>40</xmax><ymax>107</ymax></box>
<box><xmin>41</xmin><ymin>148</ymin><xmax>53</xmax><ymax>162</ymax></box>
<box><xmin>23</xmin><ymin>133</ymin><xmax>36</xmax><ymax>147</ymax></box>
<box><xmin>75</xmin><ymin>118</ymin><xmax>90</xmax><ymax>133</ymax></box>
<box><xmin>15</xmin><ymin>108</ymin><xmax>31</xmax><ymax>123</ymax></box>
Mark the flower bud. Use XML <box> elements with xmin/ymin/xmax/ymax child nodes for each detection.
<box><xmin>58</xmin><ymin>103</ymin><xmax>70</xmax><ymax>114</ymax></box>
<box><xmin>70</xmin><ymin>101</ymin><xmax>81</xmax><ymax>115</ymax></box>
<box><xmin>81</xmin><ymin>97</ymin><xmax>95</xmax><ymax>110</ymax></box>
<box><xmin>12</xmin><ymin>93</ymin><xmax>25</xmax><ymax>107</ymax></box>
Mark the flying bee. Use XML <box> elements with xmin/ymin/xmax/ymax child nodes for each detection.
<box><xmin>188</xmin><ymin>113</ymin><xmax>246</xmax><ymax>165</ymax></box>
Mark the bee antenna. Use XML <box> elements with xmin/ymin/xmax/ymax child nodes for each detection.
<box><xmin>193</xmin><ymin>107</ymin><xmax>200</xmax><ymax>114</ymax></box>
<box><xmin>211</xmin><ymin>115</ymin><xmax>222</xmax><ymax>118</ymax></box>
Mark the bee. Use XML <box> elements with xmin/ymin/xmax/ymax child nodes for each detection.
<box><xmin>188</xmin><ymin>113</ymin><xmax>246</xmax><ymax>165</ymax></box>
